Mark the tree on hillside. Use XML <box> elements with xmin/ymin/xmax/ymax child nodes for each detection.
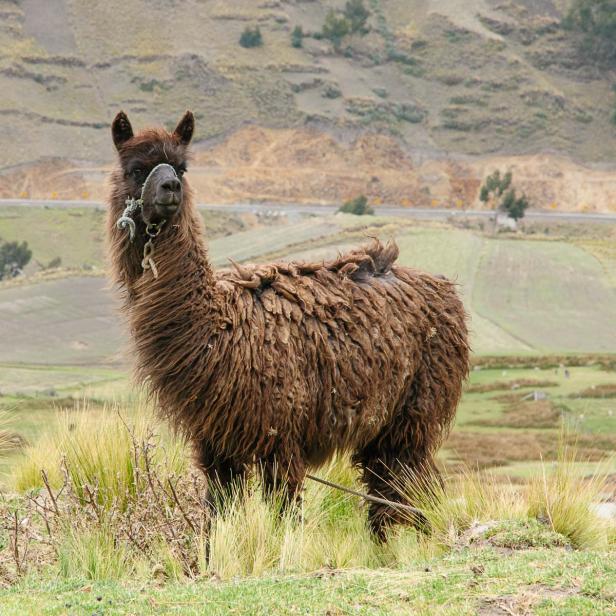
<box><xmin>239</xmin><ymin>26</ymin><xmax>263</xmax><ymax>49</ymax></box>
<box><xmin>344</xmin><ymin>0</ymin><xmax>370</xmax><ymax>34</ymax></box>
<box><xmin>0</xmin><ymin>240</ymin><xmax>32</xmax><ymax>280</ymax></box>
<box><xmin>480</xmin><ymin>170</ymin><xmax>529</xmax><ymax>225</ymax></box>
<box><xmin>564</xmin><ymin>0</ymin><xmax>616</xmax><ymax>64</ymax></box>
<box><xmin>479</xmin><ymin>170</ymin><xmax>512</xmax><ymax>205</ymax></box>
<box><xmin>322</xmin><ymin>10</ymin><xmax>350</xmax><ymax>49</ymax></box>
<box><xmin>321</xmin><ymin>2</ymin><xmax>370</xmax><ymax>50</ymax></box>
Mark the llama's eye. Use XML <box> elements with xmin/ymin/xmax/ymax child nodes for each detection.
<box><xmin>177</xmin><ymin>165</ymin><xmax>187</xmax><ymax>178</ymax></box>
<box><xmin>130</xmin><ymin>167</ymin><xmax>145</xmax><ymax>179</ymax></box>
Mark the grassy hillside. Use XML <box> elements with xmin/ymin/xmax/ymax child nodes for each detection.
<box><xmin>0</xmin><ymin>0</ymin><xmax>615</xmax><ymax>172</ymax></box>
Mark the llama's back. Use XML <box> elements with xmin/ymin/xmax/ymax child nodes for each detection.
<box><xmin>209</xmin><ymin>239</ymin><xmax>469</xmax><ymax>461</ymax></box>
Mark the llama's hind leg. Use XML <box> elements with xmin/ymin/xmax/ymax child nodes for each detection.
<box><xmin>354</xmin><ymin>441</ymin><xmax>437</xmax><ymax>541</ymax></box>
<box><xmin>358</xmin><ymin>341</ymin><xmax>465</xmax><ymax>540</ymax></box>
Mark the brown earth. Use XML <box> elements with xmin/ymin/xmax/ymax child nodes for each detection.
<box><xmin>465</xmin><ymin>379</ymin><xmax>559</xmax><ymax>394</ymax></box>
<box><xmin>1</xmin><ymin>126</ymin><xmax>616</xmax><ymax>212</ymax></box>
<box><xmin>468</xmin><ymin>400</ymin><xmax>563</xmax><ymax>430</ymax></box>
<box><xmin>445</xmin><ymin>430</ymin><xmax>616</xmax><ymax>470</ymax></box>
<box><xmin>2</xmin><ymin>1</ymin><xmax>616</xmax><ymax>210</ymax></box>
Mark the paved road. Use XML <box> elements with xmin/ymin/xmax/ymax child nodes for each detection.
<box><xmin>1</xmin><ymin>198</ymin><xmax>616</xmax><ymax>224</ymax></box>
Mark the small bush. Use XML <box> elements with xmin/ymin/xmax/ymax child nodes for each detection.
<box><xmin>291</xmin><ymin>25</ymin><xmax>303</xmax><ymax>48</ymax></box>
<box><xmin>564</xmin><ymin>0</ymin><xmax>616</xmax><ymax>64</ymax></box>
<box><xmin>338</xmin><ymin>195</ymin><xmax>374</xmax><ymax>215</ymax></box>
<box><xmin>322</xmin><ymin>84</ymin><xmax>342</xmax><ymax>99</ymax></box>
<box><xmin>484</xmin><ymin>519</ymin><xmax>571</xmax><ymax>549</ymax></box>
<box><xmin>239</xmin><ymin>26</ymin><xmax>263</xmax><ymax>49</ymax></box>
<box><xmin>344</xmin><ymin>0</ymin><xmax>370</xmax><ymax>34</ymax></box>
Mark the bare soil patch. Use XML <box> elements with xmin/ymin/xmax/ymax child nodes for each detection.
<box><xmin>478</xmin><ymin>584</ymin><xmax>579</xmax><ymax>616</ymax></box>
<box><xmin>569</xmin><ymin>383</ymin><xmax>616</xmax><ymax>399</ymax></box>
<box><xmin>469</xmin><ymin>400</ymin><xmax>563</xmax><ymax>430</ymax></box>
<box><xmin>466</xmin><ymin>379</ymin><xmax>558</xmax><ymax>394</ymax></box>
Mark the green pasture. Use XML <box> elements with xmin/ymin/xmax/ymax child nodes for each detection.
<box><xmin>1</xmin><ymin>547</ymin><xmax>615</xmax><ymax>615</ymax></box>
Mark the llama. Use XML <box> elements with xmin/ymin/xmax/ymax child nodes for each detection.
<box><xmin>106</xmin><ymin>111</ymin><xmax>470</xmax><ymax>539</ymax></box>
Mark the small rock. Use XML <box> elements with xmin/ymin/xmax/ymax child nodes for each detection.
<box><xmin>593</xmin><ymin>502</ymin><xmax>616</xmax><ymax>520</ymax></box>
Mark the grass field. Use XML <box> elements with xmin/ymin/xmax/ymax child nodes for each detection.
<box><xmin>1</xmin><ymin>208</ymin><xmax>615</xmax><ymax>613</ymax></box>
<box><xmin>1</xmin><ymin>548</ymin><xmax>615</xmax><ymax>615</ymax></box>
<box><xmin>0</xmin><ymin>400</ymin><xmax>614</xmax><ymax>614</ymax></box>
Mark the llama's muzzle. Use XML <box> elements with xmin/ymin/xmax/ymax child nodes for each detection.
<box><xmin>116</xmin><ymin>163</ymin><xmax>182</xmax><ymax>240</ymax></box>
<box><xmin>150</xmin><ymin>168</ymin><xmax>182</xmax><ymax>217</ymax></box>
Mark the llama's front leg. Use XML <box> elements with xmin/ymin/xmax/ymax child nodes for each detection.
<box><xmin>195</xmin><ymin>441</ymin><xmax>246</xmax><ymax>517</ymax></box>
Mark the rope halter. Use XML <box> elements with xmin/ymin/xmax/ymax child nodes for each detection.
<box><xmin>116</xmin><ymin>163</ymin><xmax>179</xmax><ymax>242</ymax></box>
<box><xmin>116</xmin><ymin>163</ymin><xmax>179</xmax><ymax>279</ymax></box>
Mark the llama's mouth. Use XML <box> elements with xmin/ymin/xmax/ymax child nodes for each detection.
<box><xmin>154</xmin><ymin>202</ymin><xmax>180</xmax><ymax>217</ymax></box>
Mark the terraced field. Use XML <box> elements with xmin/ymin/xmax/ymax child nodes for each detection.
<box><xmin>1</xmin><ymin>210</ymin><xmax>615</xmax><ymax>369</ymax></box>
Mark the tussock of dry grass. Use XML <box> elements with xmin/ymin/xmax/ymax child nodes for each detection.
<box><xmin>527</xmin><ymin>443</ymin><xmax>613</xmax><ymax>549</ymax></box>
<box><xmin>0</xmin><ymin>404</ymin><xmax>613</xmax><ymax>584</ymax></box>
<box><xmin>0</xmin><ymin>412</ymin><xmax>26</xmax><ymax>457</ymax></box>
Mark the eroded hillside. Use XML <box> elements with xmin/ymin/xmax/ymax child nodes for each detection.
<box><xmin>0</xmin><ymin>0</ymin><xmax>615</xmax><ymax>208</ymax></box>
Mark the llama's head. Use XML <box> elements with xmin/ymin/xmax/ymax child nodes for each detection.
<box><xmin>111</xmin><ymin>110</ymin><xmax>194</xmax><ymax>226</ymax></box>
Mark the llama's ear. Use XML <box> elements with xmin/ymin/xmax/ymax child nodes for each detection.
<box><xmin>173</xmin><ymin>111</ymin><xmax>194</xmax><ymax>145</ymax></box>
<box><xmin>111</xmin><ymin>111</ymin><xmax>134</xmax><ymax>150</ymax></box>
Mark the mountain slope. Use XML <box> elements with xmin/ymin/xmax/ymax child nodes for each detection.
<box><xmin>0</xmin><ymin>0</ymin><xmax>614</xmax><ymax>171</ymax></box>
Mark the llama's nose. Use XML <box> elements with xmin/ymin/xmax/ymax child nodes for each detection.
<box><xmin>161</xmin><ymin>178</ymin><xmax>181</xmax><ymax>193</ymax></box>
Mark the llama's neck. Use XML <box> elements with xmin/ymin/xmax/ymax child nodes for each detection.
<box><xmin>108</xmin><ymin>190</ymin><xmax>221</xmax><ymax>390</ymax></box>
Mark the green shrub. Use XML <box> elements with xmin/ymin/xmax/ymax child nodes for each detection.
<box><xmin>564</xmin><ymin>0</ymin><xmax>616</xmax><ymax>64</ymax></box>
<box><xmin>322</xmin><ymin>10</ymin><xmax>350</xmax><ymax>49</ymax></box>
<box><xmin>239</xmin><ymin>26</ymin><xmax>263</xmax><ymax>49</ymax></box>
<box><xmin>500</xmin><ymin>189</ymin><xmax>529</xmax><ymax>221</ymax></box>
<box><xmin>291</xmin><ymin>25</ymin><xmax>303</xmax><ymax>48</ymax></box>
<box><xmin>338</xmin><ymin>195</ymin><xmax>374</xmax><ymax>215</ymax></box>
<box><xmin>484</xmin><ymin>519</ymin><xmax>571</xmax><ymax>549</ymax></box>
<box><xmin>0</xmin><ymin>240</ymin><xmax>32</xmax><ymax>279</ymax></box>
<box><xmin>321</xmin><ymin>2</ymin><xmax>370</xmax><ymax>49</ymax></box>
<box><xmin>322</xmin><ymin>84</ymin><xmax>342</xmax><ymax>99</ymax></box>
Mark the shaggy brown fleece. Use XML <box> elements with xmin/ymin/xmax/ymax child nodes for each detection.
<box><xmin>106</xmin><ymin>112</ymin><xmax>470</xmax><ymax>538</ymax></box>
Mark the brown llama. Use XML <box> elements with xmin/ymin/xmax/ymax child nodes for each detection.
<box><xmin>106</xmin><ymin>110</ymin><xmax>470</xmax><ymax>539</ymax></box>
